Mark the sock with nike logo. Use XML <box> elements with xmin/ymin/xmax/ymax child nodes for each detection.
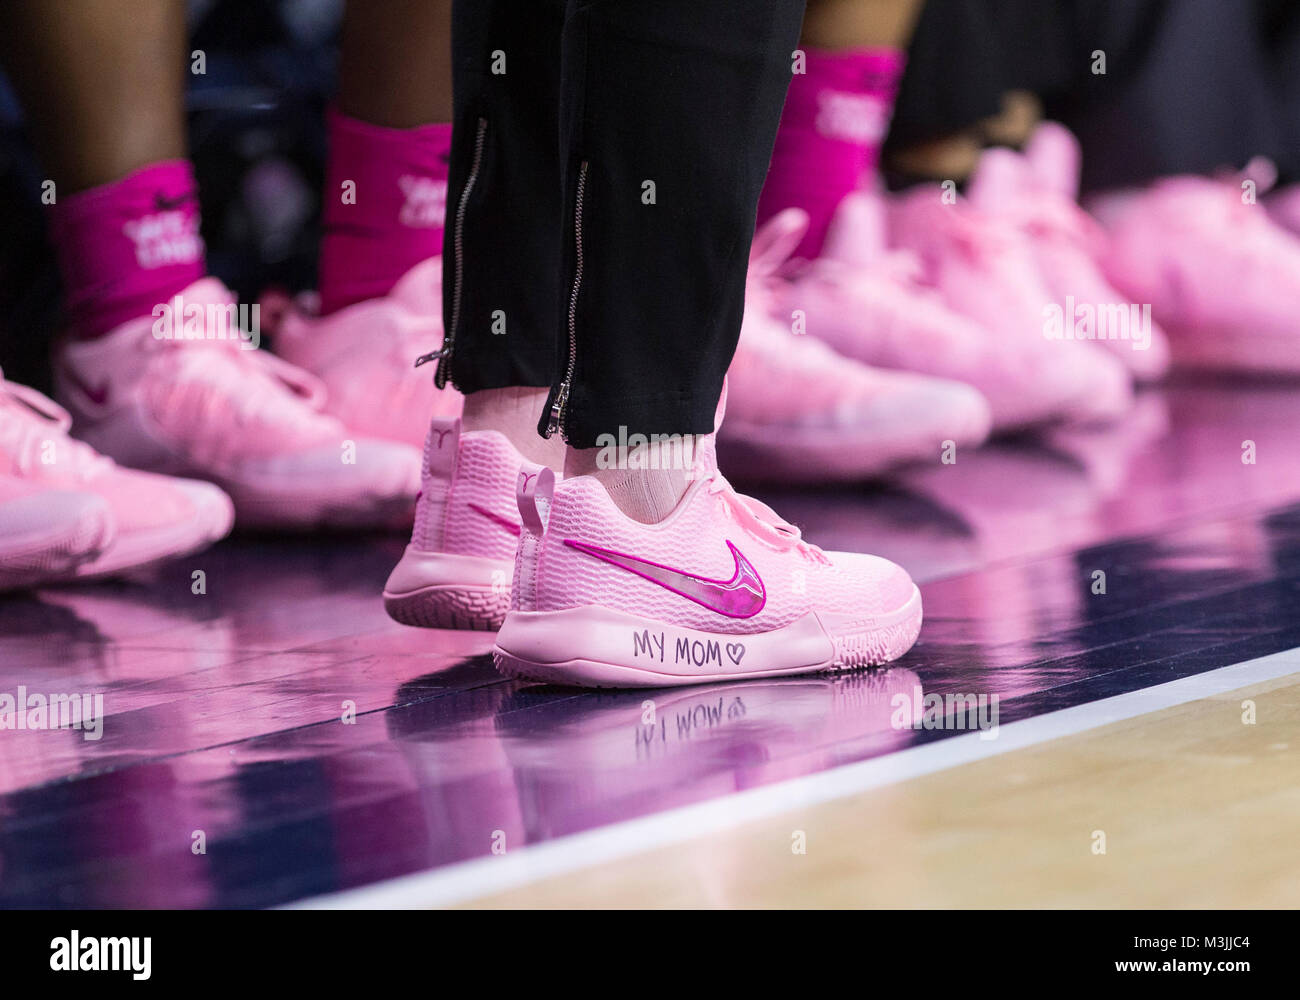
<box><xmin>317</xmin><ymin>108</ymin><xmax>452</xmax><ymax>316</ymax></box>
<box><xmin>50</xmin><ymin>160</ymin><xmax>205</xmax><ymax>340</ymax></box>
<box><xmin>756</xmin><ymin>46</ymin><xmax>906</xmax><ymax>261</ymax></box>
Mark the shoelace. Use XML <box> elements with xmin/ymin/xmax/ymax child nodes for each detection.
<box><xmin>0</xmin><ymin>373</ymin><xmax>111</xmax><ymax>479</ymax></box>
<box><xmin>137</xmin><ymin>329</ymin><xmax>331</xmax><ymax>431</ymax></box>
<box><xmin>744</xmin><ymin>208</ymin><xmax>931</xmax><ymax>358</ymax></box>
<box><xmin>1002</xmin><ymin>193</ymin><xmax>1107</xmax><ymax>256</ymax></box>
<box><xmin>704</xmin><ymin>472</ymin><xmax>831</xmax><ymax>565</ymax></box>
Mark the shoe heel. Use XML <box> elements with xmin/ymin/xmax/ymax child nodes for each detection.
<box><xmin>384</xmin><ymin>586</ymin><xmax>509</xmax><ymax>631</ymax></box>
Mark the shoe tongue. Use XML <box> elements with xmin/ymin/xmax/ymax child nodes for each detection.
<box><xmin>967</xmin><ymin>147</ymin><xmax>1029</xmax><ymax>211</ymax></box>
<box><xmin>749</xmin><ymin>209</ymin><xmax>809</xmax><ymax>275</ymax></box>
<box><xmin>1023</xmin><ymin>122</ymin><xmax>1082</xmax><ymax>200</ymax></box>
<box><xmin>821</xmin><ymin>190</ymin><xmax>889</xmax><ymax>266</ymax></box>
<box><xmin>386</xmin><ymin>257</ymin><xmax>443</xmax><ymax>314</ymax></box>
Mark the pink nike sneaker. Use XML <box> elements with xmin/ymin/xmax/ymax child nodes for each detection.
<box><xmin>973</xmin><ymin>123</ymin><xmax>1170</xmax><ymax>382</ymax></box>
<box><xmin>0</xmin><ymin>372</ymin><xmax>231</xmax><ymax>583</ymax></box>
<box><xmin>722</xmin><ymin>209</ymin><xmax>992</xmax><ymax>480</ymax></box>
<box><xmin>890</xmin><ymin>183</ymin><xmax>1134</xmax><ymax>426</ymax></box>
<box><xmin>1091</xmin><ymin>165</ymin><xmax>1300</xmax><ymax>375</ymax></box>
<box><xmin>383</xmin><ymin>416</ymin><xmax>524</xmax><ymax>630</ymax></box>
<box><xmin>494</xmin><ymin>441</ymin><xmax>922</xmax><ymax>688</ymax></box>
<box><xmin>55</xmin><ymin>278</ymin><xmax>421</xmax><ymax>530</ymax></box>
<box><xmin>266</xmin><ymin>257</ymin><xmax>462</xmax><ymax>450</ymax></box>
<box><xmin>765</xmin><ymin>194</ymin><xmax>1108</xmax><ymax>433</ymax></box>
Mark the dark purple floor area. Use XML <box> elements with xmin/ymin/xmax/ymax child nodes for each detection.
<box><xmin>2</xmin><ymin>380</ymin><xmax>1299</xmax><ymax>907</ymax></box>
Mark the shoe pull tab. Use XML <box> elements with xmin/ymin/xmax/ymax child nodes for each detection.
<box><xmin>423</xmin><ymin>417</ymin><xmax>461</xmax><ymax>483</ymax></box>
<box><xmin>516</xmin><ymin>463</ymin><xmax>555</xmax><ymax>537</ymax></box>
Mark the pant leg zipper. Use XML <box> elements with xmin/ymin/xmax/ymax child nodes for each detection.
<box><xmin>545</xmin><ymin>159</ymin><xmax>588</xmax><ymax>439</ymax></box>
<box><xmin>414</xmin><ymin>117</ymin><xmax>488</xmax><ymax>388</ymax></box>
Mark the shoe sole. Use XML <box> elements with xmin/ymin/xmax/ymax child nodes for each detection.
<box><xmin>383</xmin><ymin>547</ymin><xmax>512</xmax><ymax>631</ymax></box>
<box><xmin>74</xmin><ymin>489</ymin><xmax>235</xmax><ymax>580</ymax></box>
<box><xmin>0</xmin><ymin>503</ymin><xmax>114</xmax><ymax>591</ymax></box>
<box><xmin>384</xmin><ymin>586</ymin><xmax>511</xmax><ymax>631</ymax></box>
<box><xmin>492</xmin><ymin>585</ymin><xmax>922</xmax><ymax>688</ymax></box>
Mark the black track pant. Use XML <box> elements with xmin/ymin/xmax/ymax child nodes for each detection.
<box><xmin>435</xmin><ymin>0</ymin><xmax>804</xmax><ymax>448</ymax></box>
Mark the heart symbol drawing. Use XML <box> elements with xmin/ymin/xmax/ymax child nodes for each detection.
<box><xmin>725</xmin><ymin>643</ymin><xmax>745</xmax><ymax>665</ymax></box>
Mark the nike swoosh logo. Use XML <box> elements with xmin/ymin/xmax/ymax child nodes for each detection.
<box><xmin>154</xmin><ymin>192</ymin><xmax>195</xmax><ymax>211</ymax></box>
<box><xmin>468</xmin><ymin>502</ymin><xmax>520</xmax><ymax>537</ymax></box>
<box><xmin>564</xmin><ymin>538</ymin><xmax>766</xmax><ymax>619</ymax></box>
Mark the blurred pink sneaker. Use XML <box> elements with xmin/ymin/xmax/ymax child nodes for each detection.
<box><xmin>1266</xmin><ymin>182</ymin><xmax>1300</xmax><ymax>237</ymax></box>
<box><xmin>0</xmin><ymin>477</ymin><xmax>111</xmax><ymax>590</ymax></box>
<box><xmin>768</xmin><ymin>194</ymin><xmax>1104</xmax><ymax>433</ymax></box>
<box><xmin>0</xmin><ymin>373</ymin><xmax>231</xmax><ymax>584</ymax></box>
<box><xmin>55</xmin><ymin>278</ymin><xmax>420</xmax><ymax>530</ymax></box>
<box><xmin>383</xmin><ymin>416</ymin><xmax>522</xmax><ymax>630</ymax></box>
<box><xmin>1091</xmin><ymin>165</ymin><xmax>1300</xmax><ymax>375</ymax></box>
<box><xmin>890</xmin><ymin>184</ymin><xmax>1133</xmax><ymax>426</ymax></box>
<box><xmin>266</xmin><ymin>257</ymin><xmax>462</xmax><ymax>450</ymax></box>
<box><xmin>979</xmin><ymin>123</ymin><xmax>1170</xmax><ymax>382</ymax></box>
<box><xmin>722</xmin><ymin>209</ymin><xmax>992</xmax><ymax>481</ymax></box>
<box><xmin>494</xmin><ymin>456</ymin><xmax>922</xmax><ymax>688</ymax></box>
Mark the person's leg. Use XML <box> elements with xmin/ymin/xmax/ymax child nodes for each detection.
<box><xmin>485</xmin><ymin>0</ymin><xmax>923</xmax><ymax>687</ymax></box>
<box><xmin>273</xmin><ymin>0</ymin><xmax>468</xmax><ymax>451</ymax></box>
<box><xmin>317</xmin><ymin>0</ymin><xmax>454</xmax><ymax>315</ymax></box>
<box><xmin>0</xmin><ymin>0</ymin><xmax>202</xmax><ymax>340</ymax></box>
<box><xmin>755</xmin><ymin>0</ymin><xmax>922</xmax><ymax>259</ymax></box>
<box><xmin>383</xmin><ymin>0</ymin><xmax>569</xmax><ymax>629</ymax></box>
<box><xmin>0</xmin><ymin>0</ymin><xmax>234</xmax><ymax>578</ymax></box>
<box><xmin>543</xmin><ymin>0</ymin><xmax>806</xmax><ymax>521</ymax></box>
<box><xmin>0</xmin><ymin>0</ymin><xmax>185</xmax><ymax>191</ymax></box>
<box><xmin>431</xmin><ymin>0</ymin><xmax>569</xmax><ymax>468</ymax></box>
<box><xmin>0</xmin><ymin>0</ymin><xmax>422</xmax><ymax>532</ymax></box>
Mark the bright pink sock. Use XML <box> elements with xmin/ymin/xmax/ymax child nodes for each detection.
<box><xmin>757</xmin><ymin>46</ymin><xmax>906</xmax><ymax>260</ymax></box>
<box><xmin>49</xmin><ymin>160</ymin><xmax>205</xmax><ymax>339</ymax></box>
<box><xmin>318</xmin><ymin>108</ymin><xmax>452</xmax><ymax>315</ymax></box>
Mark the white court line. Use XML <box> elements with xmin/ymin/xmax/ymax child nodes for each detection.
<box><xmin>293</xmin><ymin>648</ymin><xmax>1300</xmax><ymax>909</ymax></box>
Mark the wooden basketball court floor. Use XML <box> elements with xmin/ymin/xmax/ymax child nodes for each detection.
<box><xmin>1</xmin><ymin>380</ymin><xmax>1297</xmax><ymax>909</ymax></box>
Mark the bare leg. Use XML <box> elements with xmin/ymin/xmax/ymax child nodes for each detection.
<box><xmin>337</xmin><ymin>0</ymin><xmax>454</xmax><ymax>128</ymax></box>
<box><xmin>756</xmin><ymin>0</ymin><xmax>926</xmax><ymax>258</ymax></box>
<box><xmin>0</xmin><ymin>0</ymin><xmax>186</xmax><ymax>193</ymax></box>
<box><xmin>340</xmin><ymin>0</ymin><xmax>560</xmax><ymax>467</ymax></box>
<box><xmin>801</xmin><ymin>0</ymin><xmax>924</xmax><ymax>50</ymax></box>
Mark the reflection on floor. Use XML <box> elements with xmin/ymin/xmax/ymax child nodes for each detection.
<box><xmin>1</xmin><ymin>380</ymin><xmax>1298</xmax><ymax>907</ymax></box>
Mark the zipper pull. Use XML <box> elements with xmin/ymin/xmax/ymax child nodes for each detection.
<box><xmin>544</xmin><ymin>380</ymin><xmax>570</xmax><ymax>439</ymax></box>
<box><xmin>414</xmin><ymin>345</ymin><xmax>453</xmax><ymax>389</ymax></box>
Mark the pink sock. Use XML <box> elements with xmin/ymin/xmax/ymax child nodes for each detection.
<box><xmin>318</xmin><ymin>108</ymin><xmax>452</xmax><ymax>315</ymax></box>
<box><xmin>49</xmin><ymin>160</ymin><xmax>205</xmax><ymax>339</ymax></box>
<box><xmin>757</xmin><ymin>46</ymin><xmax>906</xmax><ymax>260</ymax></box>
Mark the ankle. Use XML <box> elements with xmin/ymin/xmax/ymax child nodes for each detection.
<box><xmin>566</xmin><ymin>437</ymin><xmax>697</xmax><ymax>524</ymax></box>
<box><xmin>462</xmin><ymin>386</ymin><xmax>564</xmax><ymax>470</ymax></box>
